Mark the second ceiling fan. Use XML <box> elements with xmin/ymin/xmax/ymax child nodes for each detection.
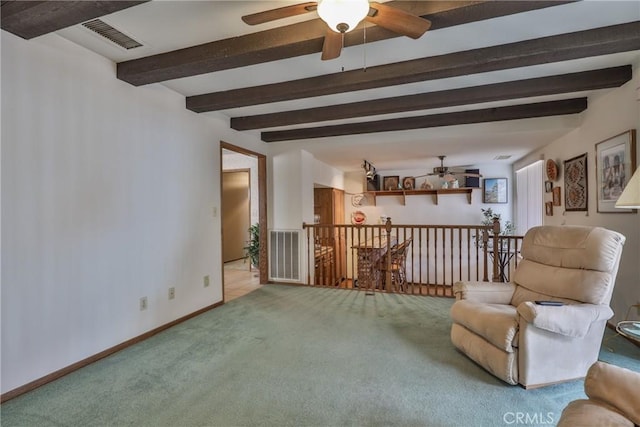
<box><xmin>242</xmin><ymin>0</ymin><xmax>432</xmax><ymax>60</ymax></box>
<box><xmin>413</xmin><ymin>156</ymin><xmax>484</xmax><ymax>182</ymax></box>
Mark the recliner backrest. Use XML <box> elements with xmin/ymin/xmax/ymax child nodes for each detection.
<box><xmin>511</xmin><ymin>226</ymin><xmax>625</xmax><ymax>306</ymax></box>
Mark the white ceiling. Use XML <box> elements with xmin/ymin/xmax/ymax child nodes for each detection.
<box><xmin>56</xmin><ymin>0</ymin><xmax>640</xmax><ymax>173</ymax></box>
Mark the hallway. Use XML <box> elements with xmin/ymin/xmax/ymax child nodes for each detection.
<box><xmin>224</xmin><ymin>259</ymin><xmax>261</xmax><ymax>301</ymax></box>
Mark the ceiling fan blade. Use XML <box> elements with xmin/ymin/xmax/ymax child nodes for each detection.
<box><xmin>242</xmin><ymin>2</ymin><xmax>317</xmax><ymax>25</ymax></box>
<box><xmin>365</xmin><ymin>2</ymin><xmax>431</xmax><ymax>39</ymax></box>
<box><xmin>321</xmin><ymin>29</ymin><xmax>343</xmax><ymax>60</ymax></box>
<box><xmin>411</xmin><ymin>174</ymin><xmax>431</xmax><ymax>179</ymax></box>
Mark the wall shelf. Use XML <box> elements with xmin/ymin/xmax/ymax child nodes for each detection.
<box><xmin>367</xmin><ymin>188</ymin><xmax>476</xmax><ymax>206</ymax></box>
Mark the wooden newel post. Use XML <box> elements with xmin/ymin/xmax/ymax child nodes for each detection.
<box><xmin>492</xmin><ymin>218</ymin><xmax>501</xmax><ymax>282</ymax></box>
<box><xmin>482</xmin><ymin>228</ymin><xmax>489</xmax><ymax>282</ymax></box>
<box><xmin>385</xmin><ymin>218</ymin><xmax>393</xmax><ymax>291</ymax></box>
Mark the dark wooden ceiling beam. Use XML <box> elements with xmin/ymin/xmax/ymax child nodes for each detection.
<box><xmin>1</xmin><ymin>1</ymin><xmax>148</xmax><ymax>40</ymax></box>
<box><xmin>117</xmin><ymin>1</ymin><xmax>571</xmax><ymax>86</ymax></box>
<box><xmin>261</xmin><ymin>98</ymin><xmax>588</xmax><ymax>142</ymax></box>
<box><xmin>231</xmin><ymin>66</ymin><xmax>631</xmax><ymax>130</ymax></box>
<box><xmin>188</xmin><ymin>22</ymin><xmax>640</xmax><ymax>112</ymax></box>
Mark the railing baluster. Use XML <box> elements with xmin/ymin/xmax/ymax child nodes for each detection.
<box><xmin>300</xmin><ymin>223</ymin><xmax>523</xmax><ymax>296</ymax></box>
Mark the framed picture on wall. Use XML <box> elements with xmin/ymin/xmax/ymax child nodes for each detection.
<box><xmin>545</xmin><ymin>201</ymin><xmax>553</xmax><ymax>216</ymax></box>
<box><xmin>545</xmin><ymin>181</ymin><xmax>553</xmax><ymax>193</ymax></box>
<box><xmin>483</xmin><ymin>178</ymin><xmax>507</xmax><ymax>203</ymax></box>
<box><xmin>564</xmin><ymin>153</ymin><xmax>588</xmax><ymax>212</ymax></box>
<box><xmin>595</xmin><ymin>130</ymin><xmax>637</xmax><ymax>213</ymax></box>
<box><xmin>552</xmin><ymin>186</ymin><xmax>561</xmax><ymax>206</ymax></box>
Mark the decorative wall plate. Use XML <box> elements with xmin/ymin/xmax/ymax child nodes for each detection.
<box><xmin>351</xmin><ymin>211</ymin><xmax>367</xmax><ymax>225</ymax></box>
<box><xmin>351</xmin><ymin>193</ymin><xmax>364</xmax><ymax>207</ymax></box>
<box><xmin>546</xmin><ymin>159</ymin><xmax>558</xmax><ymax>181</ymax></box>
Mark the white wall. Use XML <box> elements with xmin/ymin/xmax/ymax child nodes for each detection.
<box><xmin>0</xmin><ymin>31</ymin><xmax>266</xmax><ymax>394</ymax></box>
<box><xmin>313</xmin><ymin>158</ymin><xmax>345</xmax><ymax>191</ymax></box>
<box><xmin>514</xmin><ymin>62</ymin><xmax>640</xmax><ymax>323</ymax></box>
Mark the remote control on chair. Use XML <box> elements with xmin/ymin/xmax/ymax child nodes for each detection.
<box><xmin>535</xmin><ymin>300</ymin><xmax>564</xmax><ymax>306</ymax></box>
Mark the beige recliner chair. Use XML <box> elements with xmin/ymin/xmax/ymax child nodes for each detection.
<box><xmin>450</xmin><ymin>225</ymin><xmax>625</xmax><ymax>388</ymax></box>
<box><xmin>557</xmin><ymin>361</ymin><xmax>640</xmax><ymax>427</ymax></box>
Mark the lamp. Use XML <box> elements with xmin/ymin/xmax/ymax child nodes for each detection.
<box><xmin>317</xmin><ymin>0</ymin><xmax>369</xmax><ymax>33</ymax></box>
<box><xmin>362</xmin><ymin>159</ymin><xmax>376</xmax><ymax>180</ymax></box>
<box><xmin>615</xmin><ymin>166</ymin><xmax>640</xmax><ymax>209</ymax></box>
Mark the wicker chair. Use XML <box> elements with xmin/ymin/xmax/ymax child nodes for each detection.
<box><xmin>379</xmin><ymin>238</ymin><xmax>412</xmax><ymax>291</ymax></box>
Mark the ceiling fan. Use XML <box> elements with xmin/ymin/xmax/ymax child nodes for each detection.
<box><xmin>241</xmin><ymin>0</ymin><xmax>431</xmax><ymax>60</ymax></box>
<box><xmin>413</xmin><ymin>156</ymin><xmax>483</xmax><ymax>181</ymax></box>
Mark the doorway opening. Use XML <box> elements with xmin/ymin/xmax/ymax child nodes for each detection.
<box><xmin>220</xmin><ymin>142</ymin><xmax>267</xmax><ymax>302</ymax></box>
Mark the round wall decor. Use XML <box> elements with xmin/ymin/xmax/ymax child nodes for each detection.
<box><xmin>351</xmin><ymin>211</ymin><xmax>366</xmax><ymax>225</ymax></box>
<box><xmin>546</xmin><ymin>159</ymin><xmax>558</xmax><ymax>181</ymax></box>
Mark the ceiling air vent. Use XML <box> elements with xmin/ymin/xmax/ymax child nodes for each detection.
<box><xmin>493</xmin><ymin>155</ymin><xmax>512</xmax><ymax>160</ymax></box>
<box><xmin>82</xmin><ymin>19</ymin><xmax>142</xmax><ymax>50</ymax></box>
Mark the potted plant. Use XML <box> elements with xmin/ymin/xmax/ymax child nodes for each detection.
<box><xmin>244</xmin><ymin>223</ymin><xmax>260</xmax><ymax>269</ymax></box>
<box><xmin>481</xmin><ymin>208</ymin><xmax>515</xmax><ymax>235</ymax></box>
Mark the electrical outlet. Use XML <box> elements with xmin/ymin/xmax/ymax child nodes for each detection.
<box><xmin>168</xmin><ymin>287</ymin><xmax>175</xmax><ymax>300</ymax></box>
<box><xmin>140</xmin><ymin>297</ymin><xmax>148</xmax><ymax>311</ymax></box>
<box><xmin>204</xmin><ymin>275</ymin><xmax>210</xmax><ymax>288</ymax></box>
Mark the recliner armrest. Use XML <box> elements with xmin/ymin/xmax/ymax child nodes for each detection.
<box><xmin>585</xmin><ymin>361</ymin><xmax>640</xmax><ymax>426</ymax></box>
<box><xmin>453</xmin><ymin>281</ymin><xmax>515</xmax><ymax>304</ymax></box>
<box><xmin>517</xmin><ymin>301</ymin><xmax>613</xmax><ymax>338</ymax></box>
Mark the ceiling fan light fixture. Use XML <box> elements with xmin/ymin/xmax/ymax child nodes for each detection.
<box><xmin>317</xmin><ymin>0</ymin><xmax>369</xmax><ymax>33</ymax></box>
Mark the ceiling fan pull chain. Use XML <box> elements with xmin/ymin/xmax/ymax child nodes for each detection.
<box><xmin>341</xmin><ymin>32</ymin><xmax>345</xmax><ymax>72</ymax></box>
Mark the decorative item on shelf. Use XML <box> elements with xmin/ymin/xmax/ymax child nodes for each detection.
<box><xmin>546</xmin><ymin>159</ymin><xmax>558</xmax><ymax>181</ymax></box>
<box><xmin>552</xmin><ymin>187</ymin><xmax>561</xmax><ymax>206</ymax></box>
<box><xmin>451</xmin><ymin>179</ymin><xmax>460</xmax><ymax>189</ymax></box>
<box><xmin>545</xmin><ymin>181</ymin><xmax>553</xmax><ymax>193</ymax></box>
<box><xmin>564</xmin><ymin>153</ymin><xmax>588</xmax><ymax>212</ymax></box>
<box><xmin>483</xmin><ymin>178</ymin><xmax>508</xmax><ymax>203</ymax></box>
<box><xmin>441</xmin><ymin>180</ymin><xmax>449</xmax><ymax>189</ymax></box>
<box><xmin>465</xmin><ymin>169</ymin><xmax>481</xmax><ymax>188</ymax></box>
<box><xmin>402</xmin><ymin>176</ymin><xmax>415</xmax><ymax>190</ymax></box>
<box><xmin>383</xmin><ymin>176</ymin><xmax>399</xmax><ymax>191</ymax></box>
<box><xmin>596</xmin><ymin>130</ymin><xmax>637</xmax><ymax>213</ymax></box>
<box><xmin>420</xmin><ymin>179</ymin><xmax>433</xmax><ymax>190</ymax></box>
<box><xmin>615</xmin><ymin>165</ymin><xmax>640</xmax><ymax>210</ymax></box>
<box><xmin>351</xmin><ymin>210</ymin><xmax>367</xmax><ymax>225</ymax></box>
<box><xmin>366</xmin><ymin>175</ymin><xmax>380</xmax><ymax>191</ymax></box>
<box><xmin>545</xmin><ymin>201</ymin><xmax>554</xmax><ymax>216</ymax></box>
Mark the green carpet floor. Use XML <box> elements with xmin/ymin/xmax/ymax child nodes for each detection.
<box><xmin>2</xmin><ymin>284</ymin><xmax>639</xmax><ymax>427</ymax></box>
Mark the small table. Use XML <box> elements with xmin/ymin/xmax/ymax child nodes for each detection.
<box><xmin>352</xmin><ymin>235</ymin><xmax>396</xmax><ymax>290</ymax></box>
<box><xmin>616</xmin><ymin>321</ymin><xmax>640</xmax><ymax>344</ymax></box>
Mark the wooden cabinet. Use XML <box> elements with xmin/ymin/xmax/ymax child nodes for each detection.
<box><xmin>313</xmin><ymin>188</ymin><xmax>346</xmax><ymax>284</ymax></box>
<box><xmin>314</xmin><ymin>187</ymin><xmax>344</xmax><ymax>225</ymax></box>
